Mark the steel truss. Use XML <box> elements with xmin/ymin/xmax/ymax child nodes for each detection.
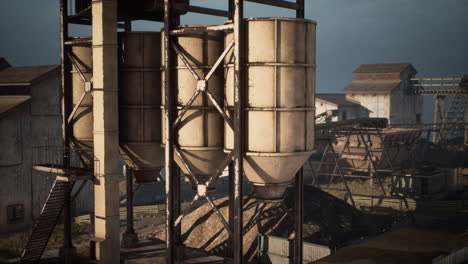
<box><xmin>411</xmin><ymin>76</ymin><xmax>468</xmax><ymax>145</ymax></box>
<box><xmin>309</xmin><ymin>119</ymin><xmax>406</xmax><ymax>205</ymax></box>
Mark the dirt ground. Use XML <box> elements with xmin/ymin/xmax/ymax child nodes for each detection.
<box><xmin>0</xmin><ymin>183</ymin><xmax>465</xmax><ymax>263</ymax></box>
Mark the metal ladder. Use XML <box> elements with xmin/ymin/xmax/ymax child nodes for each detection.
<box><xmin>20</xmin><ymin>180</ymin><xmax>74</xmax><ymax>264</ymax></box>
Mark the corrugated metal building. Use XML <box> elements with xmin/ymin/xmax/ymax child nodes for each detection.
<box><xmin>345</xmin><ymin>63</ymin><xmax>423</xmax><ymax>125</ymax></box>
<box><xmin>0</xmin><ymin>60</ymin><xmax>93</xmax><ymax>234</ymax></box>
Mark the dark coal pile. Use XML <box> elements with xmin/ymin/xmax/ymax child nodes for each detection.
<box><xmin>150</xmin><ymin>185</ymin><xmax>394</xmax><ymax>260</ymax></box>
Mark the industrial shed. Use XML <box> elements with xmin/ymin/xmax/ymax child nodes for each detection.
<box><xmin>0</xmin><ymin>61</ymin><xmax>93</xmax><ymax>234</ymax></box>
<box><xmin>345</xmin><ymin>63</ymin><xmax>423</xmax><ymax>125</ymax></box>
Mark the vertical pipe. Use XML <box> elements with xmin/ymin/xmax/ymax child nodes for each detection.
<box><xmin>295</xmin><ymin>2</ymin><xmax>305</xmax><ymax>263</ymax></box>
<box><xmin>233</xmin><ymin>0</ymin><xmax>244</xmax><ymax>263</ymax></box>
<box><xmin>60</xmin><ymin>0</ymin><xmax>74</xmax><ymax>258</ymax></box>
<box><xmin>294</xmin><ymin>168</ymin><xmax>304</xmax><ymax>264</ymax></box>
<box><xmin>229</xmin><ymin>0</ymin><xmax>235</xmax><ymax>19</ymax></box>
<box><xmin>164</xmin><ymin>1</ymin><xmax>177</xmax><ymax>263</ymax></box>
<box><xmin>296</xmin><ymin>0</ymin><xmax>304</xmax><ymax>18</ymax></box>
<box><xmin>125</xmin><ymin>165</ymin><xmax>134</xmax><ymax>234</ymax></box>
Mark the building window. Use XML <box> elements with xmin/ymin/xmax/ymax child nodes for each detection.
<box><xmin>342</xmin><ymin>111</ymin><xmax>347</xmax><ymax>121</ymax></box>
<box><xmin>416</xmin><ymin>114</ymin><xmax>422</xmax><ymax>123</ymax></box>
<box><xmin>7</xmin><ymin>204</ymin><xmax>24</xmax><ymax>223</ymax></box>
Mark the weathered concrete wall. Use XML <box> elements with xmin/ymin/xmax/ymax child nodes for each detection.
<box><xmin>346</xmin><ymin>93</ymin><xmax>391</xmax><ymax>120</ymax></box>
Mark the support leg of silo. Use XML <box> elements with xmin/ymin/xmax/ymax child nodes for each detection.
<box><xmin>233</xmin><ymin>0</ymin><xmax>245</xmax><ymax>263</ymax></box>
<box><xmin>294</xmin><ymin>168</ymin><xmax>304</xmax><ymax>264</ymax></box>
<box><xmin>122</xmin><ymin>165</ymin><xmax>138</xmax><ymax>248</ymax></box>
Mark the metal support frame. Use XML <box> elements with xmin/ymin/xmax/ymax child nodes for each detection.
<box><xmin>60</xmin><ymin>0</ymin><xmax>75</xmax><ymax>261</ymax></box>
<box><xmin>294</xmin><ymin>3</ymin><xmax>304</xmax><ymax>263</ymax></box>
<box><xmin>161</xmin><ymin>1</ymin><xmax>305</xmax><ymax>263</ymax></box>
<box><xmin>125</xmin><ymin>165</ymin><xmax>135</xmax><ymax>235</ymax></box>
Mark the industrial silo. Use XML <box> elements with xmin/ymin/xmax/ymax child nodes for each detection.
<box><xmin>69</xmin><ymin>38</ymin><xmax>94</xmax><ymax>167</ymax></box>
<box><xmin>119</xmin><ymin>32</ymin><xmax>164</xmax><ymax>182</ymax></box>
<box><xmin>225</xmin><ymin>18</ymin><xmax>316</xmax><ymax>201</ymax></box>
<box><xmin>68</xmin><ymin>34</ymin><xmax>164</xmax><ymax>181</ymax></box>
<box><xmin>161</xmin><ymin>26</ymin><xmax>226</xmax><ymax>190</ymax></box>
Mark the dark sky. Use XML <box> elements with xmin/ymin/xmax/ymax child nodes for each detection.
<box><xmin>1</xmin><ymin>0</ymin><xmax>467</xmax><ymax>122</ymax></box>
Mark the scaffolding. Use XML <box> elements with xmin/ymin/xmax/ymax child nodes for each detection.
<box><xmin>308</xmin><ymin>118</ymin><xmax>422</xmax><ymax>206</ymax></box>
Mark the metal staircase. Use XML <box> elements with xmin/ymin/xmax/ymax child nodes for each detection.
<box><xmin>440</xmin><ymin>95</ymin><xmax>467</xmax><ymax>142</ymax></box>
<box><xmin>20</xmin><ymin>180</ymin><xmax>73</xmax><ymax>264</ymax></box>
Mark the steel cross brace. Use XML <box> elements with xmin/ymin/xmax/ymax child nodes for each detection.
<box><xmin>66</xmin><ymin>51</ymin><xmax>93</xmax><ymax>125</ymax></box>
<box><xmin>173</xmin><ymin>144</ymin><xmax>234</xmax><ymax>236</ymax></box>
<box><xmin>171</xmin><ymin>39</ymin><xmax>235</xmax><ymax>130</ymax></box>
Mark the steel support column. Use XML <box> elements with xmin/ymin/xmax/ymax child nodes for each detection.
<box><xmin>233</xmin><ymin>1</ymin><xmax>244</xmax><ymax>263</ymax></box>
<box><xmin>125</xmin><ymin>167</ymin><xmax>134</xmax><ymax>233</ymax></box>
<box><xmin>164</xmin><ymin>0</ymin><xmax>181</xmax><ymax>263</ymax></box>
<box><xmin>59</xmin><ymin>0</ymin><xmax>75</xmax><ymax>262</ymax></box>
<box><xmin>121</xmin><ymin>165</ymin><xmax>138</xmax><ymax>248</ymax></box>
<box><xmin>294</xmin><ymin>2</ymin><xmax>305</xmax><ymax>263</ymax></box>
<box><xmin>294</xmin><ymin>168</ymin><xmax>304</xmax><ymax>264</ymax></box>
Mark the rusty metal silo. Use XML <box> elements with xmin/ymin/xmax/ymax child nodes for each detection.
<box><xmin>225</xmin><ymin>18</ymin><xmax>316</xmax><ymax>201</ymax></box>
<box><xmin>162</xmin><ymin>26</ymin><xmax>226</xmax><ymax>190</ymax></box>
<box><xmin>69</xmin><ymin>38</ymin><xmax>94</xmax><ymax>166</ymax></box>
<box><xmin>119</xmin><ymin>32</ymin><xmax>164</xmax><ymax>183</ymax></box>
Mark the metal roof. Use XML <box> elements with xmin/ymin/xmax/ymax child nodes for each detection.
<box><xmin>316</xmin><ymin>93</ymin><xmax>360</xmax><ymax>106</ymax></box>
<box><xmin>0</xmin><ymin>65</ymin><xmax>59</xmax><ymax>86</ymax></box>
<box><xmin>0</xmin><ymin>95</ymin><xmax>31</xmax><ymax>116</ymax></box>
<box><xmin>345</xmin><ymin>80</ymin><xmax>401</xmax><ymax>92</ymax></box>
<box><xmin>353</xmin><ymin>63</ymin><xmax>413</xmax><ymax>74</ymax></box>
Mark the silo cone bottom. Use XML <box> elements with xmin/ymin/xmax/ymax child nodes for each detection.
<box><xmin>120</xmin><ymin>143</ymin><xmax>164</xmax><ymax>183</ymax></box>
<box><xmin>186</xmin><ymin>175</ymin><xmax>217</xmax><ymax>191</ymax></box>
<box><xmin>175</xmin><ymin>147</ymin><xmax>228</xmax><ymax>191</ymax></box>
<box><xmin>244</xmin><ymin>151</ymin><xmax>313</xmax><ymax>201</ymax></box>
<box><xmin>133</xmin><ymin>168</ymin><xmax>162</xmax><ymax>183</ymax></box>
<box><xmin>252</xmin><ymin>182</ymin><xmax>290</xmax><ymax>202</ymax></box>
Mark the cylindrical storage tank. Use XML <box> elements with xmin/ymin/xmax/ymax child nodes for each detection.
<box><xmin>162</xmin><ymin>26</ymin><xmax>226</xmax><ymax>190</ymax></box>
<box><xmin>225</xmin><ymin>18</ymin><xmax>316</xmax><ymax>201</ymax></box>
<box><xmin>70</xmin><ymin>38</ymin><xmax>94</xmax><ymax>167</ymax></box>
<box><xmin>119</xmin><ymin>32</ymin><xmax>164</xmax><ymax>183</ymax></box>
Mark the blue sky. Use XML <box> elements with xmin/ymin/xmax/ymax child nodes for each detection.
<box><xmin>1</xmin><ymin>0</ymin><xmax>467</xmax><ymax>121</ymax></box>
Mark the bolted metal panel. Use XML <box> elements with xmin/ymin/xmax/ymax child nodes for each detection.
<box><xmin>161</xmin><ymin>26</ymin><xmax>226</xmax><ymax>189</ymax></box>
<box><xmin>225</xmin><ymin>18</ymin><xmax>316</xmax><ymax>200</ymax></box>
<box><xmin>119</xmin><ymin>32</ymin><xmax>164</xmax><ymax>183</ymax></box>
<box><xmin>69</xmin><ymin>38</ymin><xmax>94</xmax><ymax>166</ymax></box>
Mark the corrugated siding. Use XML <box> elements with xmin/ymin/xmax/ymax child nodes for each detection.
<box><xmin>432</xmin><ymin>246</ymin><xmax>468</xmax><ymax>264</ymax></box>
<box><xmin>258</xmin><ymin>235</ymin><xmax>331</xmax><ymax>263</ymax></box>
